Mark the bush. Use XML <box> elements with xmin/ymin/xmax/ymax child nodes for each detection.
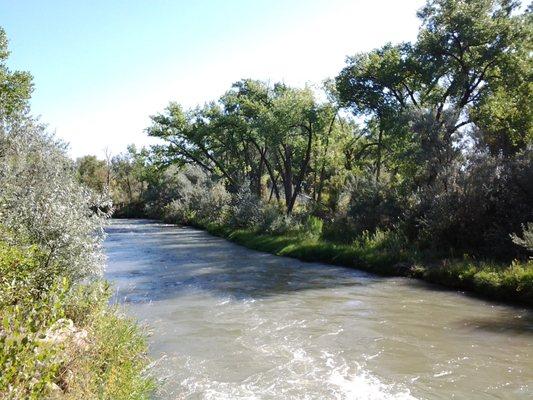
<box><xmin>352</xmin><ymin>228</ymin><xmax>407</xmax><ymax>255</ymax></box>
<box><xmin>0</xmin><ymin>33</ymin><xmax>152</xmax><ymax>398</ymax></box>
<box><xmin>0</xmin><ymin>237</ymin><xmax>153</xmax><ymax>400</ymax></box>
<box><xmin>264</xmin><ymin>213</ymin><xmax>300</xmax><ymax>235</ymax></box>
<box><xmin>346</xmin><ymin>176</ymin><xmax>403</xmax><ymax>236</ymax></box>
<box><xmin>422</xmin><ymin>258</ymin><xmax>533</xmax><ymax>304</ymax></box>
<box><xmin>163</xmin><ymin>199</ymin><xmax>194</xmax><ymax>225</ymax></box>
<box><xmin>304</xmin><ymin>216</ymin><xmax>323</xmax><ymax>239</ymax></box>
<box><xmin>142</xmin><ymin>164</ymin><xmax>185</xmax><ymax>217</ymax></box>
<box><xmin>0</xmin><ymin>118</ymin><xmax>111</xmax><ymax>280</ymax></box>
<box><xmin>257</xmin><ymin>203</ymin><xmax>283</xmax><ymax>232</ymax></box>
<box><xmin>322</xmin><ymin>215</ymin><xmax>356</xmax><ymax>243</ymax></box>
<box><xmin>511</xmin><ymin>222</ymin><xmax>533</xmax><ymax>253</ymax></box>
<box><xmin>409</xmin><ymin>152</ymin><xmax>533</xmax><ymax>258</ymax></box>
<box><xmin>196</xmin><ymin>182</ymin><xmax>230</xmax><ymax>224</ymax></box>
<box><xmin>228</xmin><ymin>184</ymin><xmax>264</xmax><ymax>228</ymax></box>
<box><xmin>0</xmin><ymin>117</ymin><xmax>151</xmax><ymax>399</ymax></box>
<box><xmin>161</xmin><ymin>166</ymin><xmax>230</xmax><ymax>226</ymax></box>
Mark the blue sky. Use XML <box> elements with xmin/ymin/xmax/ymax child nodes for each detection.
<box><xmin>2</xmin><ymin>0</ymin><xmax>425</xmax><ymax>158</ymax></box>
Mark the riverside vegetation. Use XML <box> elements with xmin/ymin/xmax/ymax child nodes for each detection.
<box><xmin>1</xmin><ymin>0</ymin><xmax>531</xmax><ymax>397</ymax></box>
<box><xmin>0</xmin><ymin>28</ymin><xmax>153</xmax><ymax>398</ymax></box>
<box><xmin>78</xmin><ymin>0</ymin><xmax>533</xmax><ymax>306</ymax></box>
<box><xmin>0</xmin><ymin>0</ymin><xmax>533</xmax><ymax>399</ymax></box>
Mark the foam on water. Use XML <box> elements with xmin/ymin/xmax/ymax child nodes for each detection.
<box><xmin>167</xmin><ymin>351</ymin><xmax>416</xmax><ymax>400</ymax></box>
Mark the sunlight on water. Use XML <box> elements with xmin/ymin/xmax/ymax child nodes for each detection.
<box><xmin>105</xmin><ymin>220</ymin><xmax>532</xmax><ymax>400</ymax></box>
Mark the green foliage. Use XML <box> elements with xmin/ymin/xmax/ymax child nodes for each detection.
<box><xmin>346</xmin><ymin>176</ymin><xmax>403</xmax><ymax>236</ymax></box>
<box><xmin>511</xmin><ymin>222</ymin><xmax>533</xmax><ymax>253</ymax></box>
<box><xmin>71</xmin><ymin>0</ymin><xmax>533</xmax><ymax>303</ymax></box>
<box><xmin>422</xmin><ymin>259</ymin><xmax>533</xmax><ymax>303</ymax></box>
<box><xmin>0</xmin><ymin>27</ymin><xmax>33</xmax><ymax>121</ymax></box>
<box><xmin>218</xmin><ymin>227</ymin><xmax>533</xmax><ymax>306</ymax></box>
<box><xmin>228</xmin><ymin>185</ymin><xmax>265</xmax><ymax>228</ymax></box>
<box><xmin>408</xmin><ymin>153</ymin><xmax>533</xmax><ymax>257</ymax></box>
<box><xmin>353</xmin><ymin>229</ymin><xmax>407</xmax><ymax>255</ymax></box>
<box><xmin>99</xmin><ymin>0</ymin><xmax>531</xmax><ymax>262</ymax></box>
<box><xmin>0</xmin><ymin>237</ymin><xmax>153</xmax><ymax>400</ymax></box>
<box><xmin>0</xmin><ymin>27</ymin><xmax>152</xmax><ymax>399</ymax></box>
<box><xmin>0</xmin><ymin>118</ymin><xmax>111</xmax><ymax>279</ymax></box>
<box><xmin>338</xmin><ymin>0</ymin><xmax>532</xmax><ymax>180</ymax></box>
<box><xmin>262</xmin><ymin>212</ymin><xmax>301</xmax><ymax>235</ymax></box>
<box><xmin>147</xmin><ymin>79</ymin><xmax>351</xmax><ymax>214</ymax></box>
<box><xmin>76</xmin><ymin>155</ymin><xmax>109</xmax><ymax>194</ymax></box>
<box><xmin>304</xmin><ymin>216</ymin><xmax>323</xmax><ymax>239</ymax></box>
<box><xmin>161</xmin><ymin>166</ymin><xmax>230</xmax><ymax>226</ymax></box>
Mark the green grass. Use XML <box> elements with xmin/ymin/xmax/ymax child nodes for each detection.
<box><xmin>207</xmin><ymin>224</ymin><xmax>408</xmax><ymax>273</ymax></box>
<box><xmin>421</xmin><ymin>259</ymin><xmax>533</xmax><ymax>304</ymax></box>
<box><xmin>204</xmin><ymin>224</ymin><xmax>533</xmax><ymax>307</ymax></box>
<box><xmin>0</xmin><ymin>237</ymin><xmax>154</xmax><ymax>399</ymax></box>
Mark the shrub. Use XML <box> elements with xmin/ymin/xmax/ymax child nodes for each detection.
<box><xmin>353</xmin><ymin>228</ymin><xmax>406</xmax><ymax>254</ymax></box>
<box><xmin>409</xmin><ymin>152</ymin><xmax>533</xmax><ymax>258</ymax></box>
<box><xmin>511</xmin><ymin>222</ymin><xmax>533</xmax><ymax>253</ymax></box>
<box><xmin>322</xmin><ymin>215</ymin><xmax>357</xmax><ymax>243</ymax></box>
<box><xmin>265</xmin><ymin>213</ymin><xmax>300</xmax><ymax>235</ymax></box>
<box><xmin>160</xmin><ymin>166</ymin><xmax>230</xmax><ymax>226</ymax></box>
<box><xmin>163</xmin><ymin>199</ymin><xmax>195</xmax><ymax>225</ymax></box>
<box><xmin>0</xmin><ymin>118</ymin><xmax>111</xmax><ymax>280</ymax></box>
<box><xmin>257</xmin><ymin>203</ymin><xmax>283</xmax><ymax>232</ymax></box>
<box><xmin>0</xmin><ymin>33</ymin><xmax>151</xmax><ymax>398</ymax></box>
<box><xmin>0</xmin><ymin>237</ymin><xmax>153</xmax><ymax>400</ymax></box>
<box><xmin>304</xmin><ymin>216</ymin><xmax>323</xmax><ymax>239</ymax></box>
<box><xmin>195</xmin><ymin>181</ymin><xmax>230</xmax><ymax>224</ymax></box>
<box><xmin>346</xmin><ymin>176</ymin><xmax>403</xmax><ymax>236</ymax></box>
<box><xmin>228</xmin><ymin>184</ymin><xmax>264</xmax><ymax>228</ymax></box>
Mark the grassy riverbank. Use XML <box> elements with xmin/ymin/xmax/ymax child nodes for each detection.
<box><xmin>202</xmin><ymin>223</ymin><xmax>533</xmax><ymax>307</ymax></box>
<box><xmin>0</xmin><ymin>237</ymin><xmax>154</xmax><ymax>399</ymax></box>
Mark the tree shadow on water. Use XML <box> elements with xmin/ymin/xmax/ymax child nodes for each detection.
<box><xmin>453</xmin><ymin>312</ymin><xmax>533</xmax><ymax>335</ymax></box>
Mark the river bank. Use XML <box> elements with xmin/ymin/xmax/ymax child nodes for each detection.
<box><xmin>177</xmin><ymin>221</ymin><xmax>533</xmax><ymax>307</ymax></box>
<box><xmin>0</xmin><ymin>231</ymin><xmax>153</xmax><ymax>399</ymax></box>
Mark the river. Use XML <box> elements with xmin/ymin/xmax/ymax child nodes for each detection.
<box><xmin>104</xmin><ymin>219</ymin><xmax>532</xmax><ymax>399</ymax></box>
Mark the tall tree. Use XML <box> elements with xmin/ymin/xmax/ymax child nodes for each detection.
<box><xmin>336</xmin><ymin>44</ymin><xmax>415</xmax><ymax>182</ymax></box>
<box><xmin>76</xmin><ymin>155</ymin><xmax>109</xmax><ymax>193</ymax></box>
<box><xmin>149</xmin><ymin>80</ymin><xmax>348</xmax><ymax>214</ymax></box>
<box><xmin>337</xmin><ymin>0</ymin><xmax>532</xmax><ymax>185</ymax></box>
<box><xmin>0</xmin><ymin>27</ymin><xmax>33</xmax><ymax>123</ymax></box>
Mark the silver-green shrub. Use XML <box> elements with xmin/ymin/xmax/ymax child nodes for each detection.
<box><xmin>228</xmin><ymin>184</ymin><xmax>264</xmax><ymax>228</ymax></box>
<box><xmin>161</xmin><ymin>165</ymin><xmax>230</xmax><ymax>225</ymax></box>
<box><xmin>511</xmin><ymin>223</ymin><xmax>533</xmax><ymax>253</ymax></box>
<box><xmin>0</xmin><ymin>117</ymin><xmax>110</xmax><ymax>279</ymax></box>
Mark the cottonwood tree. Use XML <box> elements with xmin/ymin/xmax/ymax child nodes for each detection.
<box><xmin>76</xmin><ymin>155</ymin><xmax>109</xmax><ymax>193</ymax></box>
<box><xmin>337</xmin><ymin>0</ymin><xmax>532</xmax><ymax>186</ymax></box>
<box><xmin>148</xmin><ymin>103</ymin><xmax>246</xmax><ymax>191</ymax></box>
<box><xmin>149</xmin><ymin>80</ymin><xmax>350</xmax><ymax>214</ymax></box>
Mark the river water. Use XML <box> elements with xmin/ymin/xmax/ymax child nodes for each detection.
<box><xmin>104</xmin><ymin>219</ymin><xmax>532</xmax><ymax>399</ymax></box>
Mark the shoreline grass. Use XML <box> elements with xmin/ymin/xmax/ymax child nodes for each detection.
<box><xmin>0</xmin><ymin>237</ymin><xmax>154</xmax><ymax>400</ymax></box>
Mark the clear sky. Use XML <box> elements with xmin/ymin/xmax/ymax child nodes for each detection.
<box><xmin>2</xmin><ymin>0</ymin><xmax>425</xmax><ymax>158</ymax></box>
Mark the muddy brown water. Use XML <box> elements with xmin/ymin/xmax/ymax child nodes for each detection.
<box><xmin>104</xmin><ymin>219</ymin><xmax>532</xmax><ymax>399</ymax></box>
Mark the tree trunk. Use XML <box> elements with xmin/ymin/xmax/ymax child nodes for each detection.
<box><xmin>283</xmin><ymin>146</ymin><xmax>293</xmax><ymax>212</ymax></box>
<box><xmin>376</xmin><ymin>128</ymin><xmax>383</xmax><ymax>182</ymax></box>
<box><xmin>288</xmin><ymin>124</ymin><xmax>313</xmax><ymax>214</ymax></box>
